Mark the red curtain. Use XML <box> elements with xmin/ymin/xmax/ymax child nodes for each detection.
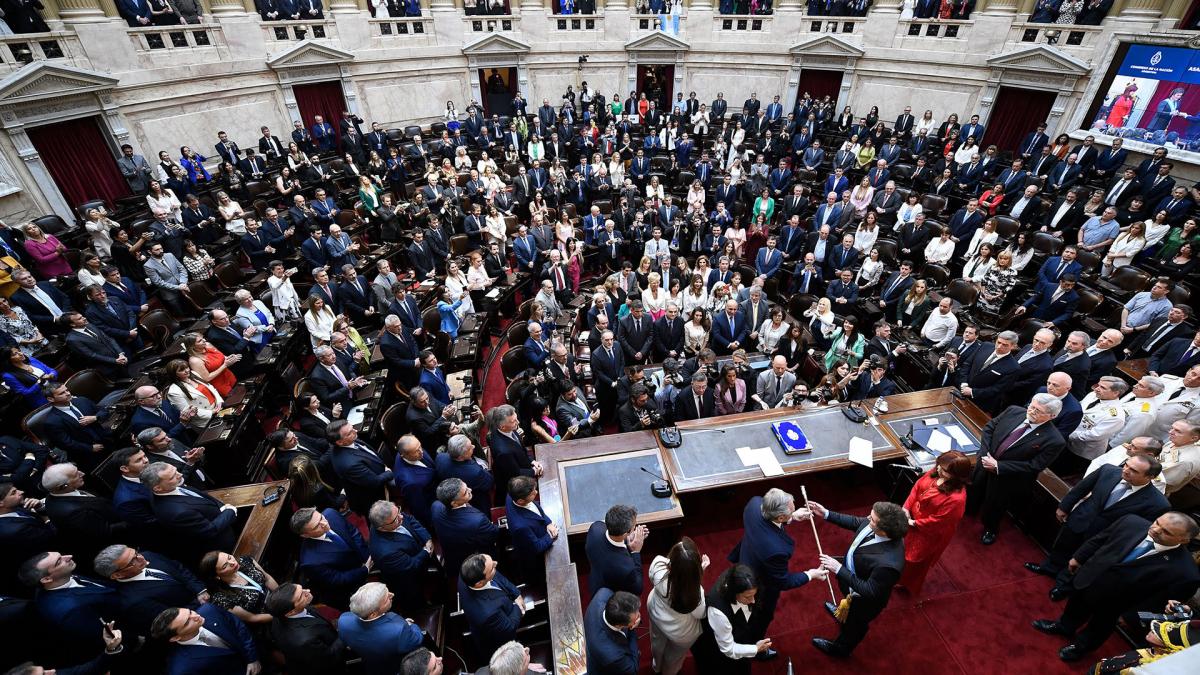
<box><xmin>293</xmin><ymin>81</ymin><xmax>347</xmax><ymax>153</ymax></box>
<box><xmin>26</xmin><ymin>116</ymin><xmax>129</xmax><ymax>208</ymax></box>
<box><xmin>986</xmin><ymin>86</ymin><xmax>1056</xmax><ymax>153</ymax></box>
<box><xmin>797</xmin><ymin>69</ymin><xmax>843</xmax><ymax>104</ymax></box>
<box><xmin>1135</xmin><ymin>80</ymin><xmax>1200</xmax><ymax>137</ymax></box>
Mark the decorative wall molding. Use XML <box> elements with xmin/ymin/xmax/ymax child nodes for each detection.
<box><xmin>461</xmin><ymin>33</ymin><xmax>532</xmax><ymax>55</ymax></box>
<box><xmin>266</xmin><ymin>40</ymin><xmax>355</xmax><ymax>70</ymax></box>
<box><xmin>0</xmin><ymin>63</ymin><xmax>119</xmax><ymax>106</ymax></box>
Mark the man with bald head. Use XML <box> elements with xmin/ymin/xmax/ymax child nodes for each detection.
<box><xmin>1007</xmin><ymin>328</ymin><xmax>1057</xmax><ymax>407</ymax></box>
<box><xmin>1037</xmin><ymin>372</ymin><xmax>1083</xmax><ymax>439</ymax></box>
<box><xmin>205</xmin><ymin>309</ymin><xmax>256</xmax><ymax>375</ymax></box>
<box><xmin>1085</xmin><ymin>328</ymin><xmax>1123</xmax><ymax>387</ymax></box>
<box><xmin>129</xmin><ymin>384</ymin><xmax>195</xmax><ymax>443</ymax></box>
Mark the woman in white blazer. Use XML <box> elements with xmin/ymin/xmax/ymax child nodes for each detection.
<box><xmin>233</xmin><ymin>289</ymin><xmax>276</xmax><ymax>348</ymax></box>
<box><xmin>163</xmin><ymin>359</ymin><xmax>224</xmax><ymax>429</ymax></box>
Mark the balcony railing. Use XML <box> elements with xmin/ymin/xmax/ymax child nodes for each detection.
<box><xmin>550</xmin><ymin>14</ymin><xmax>603</xmax><ymax>32</ymax></box>
<box><xmin>1009</xmin><ymin>21</ymin><xmax>1102</xmax><ymax>49</ymax></box>
<box><xmin>369</xmin><ymin>17</ymin><xmax>435</xmax><ymax>38</ymax></box>
<box><xmin>897</xmin><ymin>18</ymin><xmax>972</xmax><ymax>40</ymax></box>
<box><xmin>128</xmin><ymin>24</ymin><xmax>223</xmax><ymax>52</ymax></box>
<box><xmin>807</xmin><ymin>17</ymin><xmax>860</xmax><ymax>34</ymax></box>
<box><xmin>0</xmin><ymin>31</ymin><xmax>81</xmax><ymax>71</ymax></box>
<box><xmin>631</xmin><ymin>14</ymin><xmax>685</xmax><ymax>38</ymax></box>
<box><xmin>263</xmin><ymin>19</ymin><xmax>337</xmax><ymax>41</ymax></box>
<box><xmin>715</xmin><ymin>14</ymin><xmax>772</xmax><ymax>32</ymax></box>
<box><xmin>464</xmin><ymin>14</ymin><xmax>519</xmax><ymax>32</ymax></box>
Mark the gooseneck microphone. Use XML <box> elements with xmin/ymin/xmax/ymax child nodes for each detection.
<box><xmin>639</xmin><ymin>466</ymin><xmax>674</xmax><ymax>498</ymax></box>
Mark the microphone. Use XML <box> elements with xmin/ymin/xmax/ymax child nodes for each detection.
<box><xmin>639</xmin><ymin>466</ymin><xmax>674</xmax><ymax>498</ymax></box>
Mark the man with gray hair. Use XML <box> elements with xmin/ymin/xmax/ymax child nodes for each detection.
<box><xmin>136</xmin><ymin>426</ymin><xmax>211</xmax><ymax>488</ymax></box>
<box><xmin>142</xmin><ymin>461</ymin><xmax>238</xmax><ymax>561</ymax></box>
<box><xmin>337</xmin><ymin>582</ymin><xmax>424</xmax><ymax>672</ymax></box>
<box><xmin>487</xmin><ymin>641</ymin><xmax>540</xmax><ymax>675</ymax></box>
<box><xmin>434</xmin><ymin>434</ymin><xmax>494</xmax><ymax>512</ymax></box>
<box><xmin>487</xmin><ymin>404</ymin><xmax>541</xmax><ymax>505</ymax></box>
<box><xmin>1068</xmin><ymin>377</ymin><xmax>1129</xmax><ymax>466</ymax></box>
<box><xmin>309</xmin><ymin>344</ymin><xmax>369</xmax><ymax>408</ymax></box>
<box><xmin>960</xmin><ymin>330</ymin><xmax>1020</xmax><ymax>415</ymax></box>
<box><xmin>41</xmin><ymin>462</ymin><xmax>131</xmax><ymax>564</ymax></box>
<box><xmin>430</xmin><ymin>477</ymin><xmax>499</xmax><ymax>577</ymax></box>
<box><xmin>969</xmin><ymin>393</ymin><xmax>1066</xmax><ymax>544</ymax></box>
<box><xmin>731</xmin><ymin>488</ymin><xmax>828</xmax><ymax>651</ymax></box>
<box><xmin>1052</xmin><ymin>331</ymin><xmax>1094</xmax><ymax>400</ymax></box>
<box><xmin>1006</xmin><ymin>328</ymin><xmax>1058</xmax><ymax>408</ymax></box>
<box><xmin>205</xmin><ymin>308</ymin><xmax>257</xmax><ymax>370</ymax></box>
<box><xmin>94</xmin><ymin>543</ymin><xmax>208</xmax><ymax>636</ymax></box>
<box><xmin>367</xmin><ymin>500</ymin><xmax>433</xmax><ymax>614</ymax></box>
<box><xmin>1110</xmin><ymin>376</ymin><xmax>1167</xmax><ymax>446</ymax></box>
<box><xmin>1085</xmin><ymin>328</ymin><xmax>1124</xmax><ymax>387</ymax></box>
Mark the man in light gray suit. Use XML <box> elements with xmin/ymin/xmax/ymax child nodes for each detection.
<box><xmin>754</xmin><ymin>355</ymin><xmax>797</xmax><ymax>409</ymax></box>
<box><xmin>739</xmin><ymin>286</ymin><xmax>770</xmax><ymax>349</ymax></box>
<box><xmin>143</xmin><ymin>242</ymin><xmax>190</xmax><ymax>317</ymax></box>
<box><xmin>116</xmin><ymin>144</ymin><xmax>154</xmax><ymax>194</ymax></box>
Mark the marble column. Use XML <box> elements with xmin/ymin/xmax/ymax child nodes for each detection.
<box><xmin>1162</xmin><ymin>0</ymin><xmax>1190</xmax><ymax>19</ymax></box>
<box><xmin>980</xmin><ymin>0</ymin><xmax>1020</xmax><ymax>14</ymax></box>
<box><xmin>55</xmin><ymin>0</ymin><xmax>107</xmax><ymax>23</ymax></box>
<box><xmin>777</xmin><ymin>0</ymin><xmax>803</xmax><ymax>11</ymax></box>
<box><xmin>329</xmin><ymin>0</ymin><xmax>359</xmax><ymax>13</ymax></box>
<box><xmin>1116</xmin><ymin>0</ymin><xmax>1165</xmax><ymax>18</ymax></box>
<box><xmin>873</xmin><ymin>0</ymin><xmax>902</xmax><ymax>11</ymax></box>
<box><xmin>209</xmin><ymin>0</ymin><xmax>250</xmax><ymax>15</ymax></box>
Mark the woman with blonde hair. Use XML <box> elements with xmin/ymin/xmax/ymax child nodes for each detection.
<box><xmin>803</xmin><ymin>297</ymin><xmax>837</xmax><ymax>351</ymax></box>
<box><xmin>303</xmin><ymin>295</ymin><xmax>337</xmax><ymax>347</ymax></box>
<box><xmin>84</xmin><ymin>208</ymin><xmax>118</xmax><ymax>258</ymax></box>
<box><xmin>183</xmin><ymin>332</ymin><xmax>240</xmax><ymax>397</ymax></box>
<box><xmin>641</xmin><ymin>272</ymin><xmax>668</xmax><ymax>321</ymax></box>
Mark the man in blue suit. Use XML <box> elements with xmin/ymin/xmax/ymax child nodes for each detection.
<box><xmin>40</xmin><ymin>384</ymin><xmax>110</xmax><ymax>468</ymax></box>
<box><xmin>434</xmin><ymin>435</ymin><xmax>494</xmax><ymax>513</ymax></box>
<box><xmin>10</xmin><ymin>270</ymin><xmax>72</xmax><ymax>334</ymax></box>
<box><xmin>1149</xmin><ymin>330</ymin><xmax>1200</xmax><ymax>377</ymax></box>
<box><xmin>301</xmin><ymin>229</ymin><xmax>329</xmax><ymax>271</ymax></box>
<box><xmin>948</xmin><ymin>200</ymin><xmax>986</xmax><ymax>257</ymax></box>
<box><xmin>1153</xmin><ymin>186</ymin><xmax>1194</xmax><ymax>224</ymax></box>
<box><xmin>1018</xmin><ymin>123</ymin><xmax>1049</xmax><ymax>160</ymax></box>
<box><xmin>1037</xmin><ymin>372</ymin><xmax>1084</xmax><ymax>440</ymax></box>
<box><xmin>82</xmin><ymin>285</ymin><xmax>142</xmax><ymax>352</ymax></box>
<box><xmin>337</xmin><ymin>582</ymin><xmax>424</xmax><ymax>675</ymax></box>
<box><xmin>94</xmin><ymin>544</ymin><xmax>205</xmax><ymax>637</ymax></box>
<box><xmin>20</xmin><ymin>550</ymin><xmax>122</xmax><ymax>667</ymax></box>
<box><xmin>1015</xmin><ymin>275</ymin><xmax>1080</xmax><ymax>328</ymax></box>
<box><xmin>524</xmin><ymin>321</ymin><xmax>550</xmax><ymax>369</ymax></box>
<box><xmin>111</xmin><ymin>447</ymin><xmax>157</xmax><ymax>529</ymax></box>
<box><xmin>584</xmin><ymin>589</ymin><xmax>640</xmax><ymax>675</ymax></box>
<box><xmin>129</xmin><ymin>385</ymin><xmax>194</xmax><ymax>444</ymax></box>
<box><xmin>367</xmin><ymin>500</ymin><xmax>432</xmax><ymax>614</ymax></box>
<box><xmin>824</xmin><ymin>234</ymin><xmax>860</xmax><ymax>280</ymax></box>
<box><xmin>592</xmin><ymin>328</ymin><xmax>625</xmax><ymax>426</ymax></box>
<box><xmin>584</xmin><ymin>504</ymin><xmax>646</xmax><ymax>598</ymax></box>
<box><xmin>118</xmin><ymin>0</ymin><xmax>152</xmax><ymax>26</ymax></box>
<box><xmin>1091</xmin><ymin>138</ymin><xmax>1127</xmax><ymax>180</ymax></box>
<box><xmin>311</xmin><ymin>116</ymin><xmax>337</xmax><ymax>153</ymax></box>
<box><xmin>755</xmin><ymin>237</ymin><xmax>783</xmax><ymax>278</ymax></box>
<box><xmin>729</xmin><ymin>488</ymin><xmax>826</xmax><ymax>647</ymax></box>
<box><xmin>826</xmin><ymin>269</ymin><xmax>859</xmax><ymax>306</ymax></box>
<box><xmin>1046</xmin><ymin>153</ymin><xmax>1083</xmax><ymax>193</ymax></box>
<box><xmin>711</xmin><ymin>299</ymin><xmax>748</xmax><ymax>355</ymax></box>
<box><xmin>505</xmin><ymin>476</ymin><xmax>558</xmax><ymax>576</ymax></box>
<box><xmin>151</xmin><ymin>603</ymin><xmax>260</xmax><ymax>675</ymax></box>
<box><xmin>101</xmin><ymin>265</ymin><xmax>148</xmax><ymax>314</ymax></box>
<box><xmin>292</xmin><ymin>507</ymin><xmax>370</xmax><ymax>610</ymax></box>
<box><xmin>458</xmin><ymin>553</ymin><xmax>525</xmax><ymax>659</ymax></box>
<box><xmin>1036</xmin><ymin>246</ymin><xmax>1083</xmax><ymax>292</ymax></box>
<box><xmin>144</xmin><ymin>462</ymin><xmax>236</xmax><ymax>564</ymax></box>
<box><xmin>1006</xmin><ymin>328</ymin><xmax>1058</xmax><ymax>408</ymax></box>
<box><xmin>430</xmin><ymin>478</ymin><xmax>499</xmax><ymax>578</ymax></box>
<box><xmin>392</xmin><ymin>435</ymin><xmax>437</xmax><ymax>527</ymax></box>
<box><xmin>328</xmin><ymin>420</ymin><xmax>393</xmax><ymax>516</ymax></box>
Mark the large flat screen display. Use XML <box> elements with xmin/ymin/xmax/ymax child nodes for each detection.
<box><xmin>1087</xmin><ymin>43</ymin><xmax>1200</xmax><ymax>154</ymax></box>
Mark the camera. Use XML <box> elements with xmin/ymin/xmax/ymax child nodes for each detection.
<box><xmin>1138</xmin><ymin>605</ymin><xmax>1193</xmax><ymax>625</ymax></box>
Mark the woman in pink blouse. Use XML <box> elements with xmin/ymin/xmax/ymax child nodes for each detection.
<box><xmin>21</xmin><ymin>223</ymin><xmax>72</xmax><ymax>278</ymax></box>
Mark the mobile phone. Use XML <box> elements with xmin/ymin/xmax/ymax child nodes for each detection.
<box><xmin>100</xmin><ymin>619</ymin><xmax>115</xmax><ymax>638</ymax></box>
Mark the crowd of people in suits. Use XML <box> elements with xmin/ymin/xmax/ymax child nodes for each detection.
<box><xmin>2</xmin><ymin>76</ymin><xmax>1200</xmax><ymax>675</ymax></box>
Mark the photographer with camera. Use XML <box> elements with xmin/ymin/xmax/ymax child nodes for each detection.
<box><xmin>618</xmin><ymin>383</ymin><xmax>665</xmax><ymax>433</ymax></box>
<box><xmin>849</xmin><ymin>356</ymin><xmax>897</xmax><ymax>401</ymax></box>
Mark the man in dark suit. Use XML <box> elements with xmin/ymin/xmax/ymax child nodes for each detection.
<box><xmin>617</xmin><ymin>302</ymin><xmax>654</xmax><ymax>365</ymax></box>
<box><xmin>1032</xmin><ymin>512</ymin><xmax>1200</xmax><ymax>662</ymax></box>
<box><xmin>82</xmin><ymin>285</ymin><xmax>142</xmax><ymax>352</ymax></box>
<box><xmin>1035</xmin><ymin>246</ymin><xmax>1083</xmax><ymax>292</ymax></box>
<box><xmin>592</xmin><ymin>328</ymin><xmax>625</xmax><ymax>425</ymax></box>
<box><xmin>849</xmin><ymin>359</ymin><xmax>898</xmax><ymax>400</ymax></box>
<box><xmin>334</xmin><ymin>266</ymin><xmax>377</xmax><ymax>326</ymax></box>
<box><xmin>309</xmin><ymin>345</ymin><xmax>368</xmax><ymax>408</ymax></box>
<box><xmin>292</xmin><ymin>507</ymin><xmax>370</xmax><ymax>609</ymax></box>
<box><xmin>1042</xmin><ymin>190</ymin><xmax>1086</xmax><ymax>237</ymax></box>
<box><xmin>652</xmin><ymin>303</ymin><xmax>685</xmax><ymax>362</ymax></box>
<box><xmin>1125</xmin><ymin>305</ymin><xmax>1192</xmax><ymax>359</ymax></box>
<box><xmin>205</xmin><ymin>310</ymin><xmax>256</xmax><ymax>375</ymax></box>
<box><xmin>41</xmin><ymin>462</ymin><xmax>130</xmax><ymax>564</ymax></box>
<box><xmin>257</xmin><ymin>125</ymin><xmax>286</xmax><ymax>160</ymax></box>
<box><xmin>584</xmin><ymin>589</ymin><xmax>640</xmax><ymax>675</ymax></box>
<box><xmin>585</xmin><ymin>504</ymin><xmax>646</xmax><ymax>599</ymax></box>
<box><xmin>366</xmin><ymin>500</ymin><xmax>432</xmax><ymax>614</ymax></box>
<box><xmin>379</xmin><ymin>315</ymin><xmax>420</xmax><ymax>389</ymax></box>
<box><xmin>390</xmin><ymin>435</ymin><xmax>437</xmax><ymax>529</ymax></box>
<box><xmin>1015</xmin><ymin>275</ymin><xmax>1080</xmax><ymax>329</ymax></box>
<box><xmin>101</xmin><ymin>266</ymin><xmax>148</xmax><ymax>315</ymax></box>
<box><xmin>1006</xmin><ymin>328</ymin><xmax>1058</xmax><ymax>408</ymax></box>
<box><xmin>673</xmin><ymin>372</ymin><xmax>716</xmax><ymax>421</ymax></box>
<box><xmin>328</xmin><ymin>420</ymin><xmax>392</xmax><ymax>516</ymax></box>
<box><xmin>1037</xmin><ymin>373</ymin><xmax>1084</xmax><ymax>440</ymax></box>
<box><xmin>876</xmin><ymin>262</ymin><xmax>915</xmax><ymax>313</ymax></box>
<box><xmin>458</xmin><ymin>553</ymin><xmax>526</xmax><ymax>659</ymax></box>
<box><xmin>488</xmin><ymin>405</ymin><xmax>539</xmax><ymax>504</ymax></box>
<box><xmin>824</xmin><ymin>234</ymin><xmax>860</xmax><ymax>280</ymax></box>
<box><xmin>19</xmin><ymin>551</ymin><xmax>121</xmax><ymax>668</ymax></box>
<box><xmin>505</xmin><ymin>476</ymin><xmax>558</xmax><ymax>578</ymax></box>
<box><xmin>729</xmin><ymin>488</ymin><xmax>825</xmax><ymax>650</ymax></box>
<box><xmin>430</xmin><ymin>478</ymin><xmax>499</xmax><ymax>578</ymax></box>
<box><xmin>710</xmin><ymin>299</ymin><xmax>748</xmax><ymax>355</ymax></box>
<box><xmin>968</xmin><ymin>397</ymin><xmax>1066</xmax><ymax>544</ymax></box>
<box><xmin>59</xmin><ymin>312</ymin><xmax>132</xmax><ymax>380</ymax></box>
<box><xmin>1026</xmin><ymin>456</ymin><xmax>1170</xmax><ymax>585</ymax></box>
<box><xmin>807</xmin><ymin>500</ymin><xmax>909</xmax><ymax>657</ymax></box>
<box><xmin>268</xmin><ymin>428</ymin><xmax>333</xmax><ymax>485</ymax></box>
<box><xmin>1148</xmin><ymin>330</ymin><xmax>1200</xmax><ymax>377</ymax></box>
<box><xmin>93</xmin><ymin>544</ymin><xmax>205</xmax><ymax>637</ymax></box>
<box><xmin>1050</xmin><ymin>331</ymin><xmax>1093</xmax><ymax>400</ymax></box>
<box><xmin>39</xmin><ymin>384</ymin><xmax>111</xmax><ymax>468</ymax></box>
<box><xmin>266</xmin><ymin>583</ymin><xmax>346</xmax><ymax>675</ymax></box>
<box><xmin>151</xmin><ymin>603</ymin><xmax>260</xmax><ymax>675</ymax></box>
<box><xmin>1018</xmin><ymin>124</ymin><xmax>1050</xmax><ymax>160</ymax></box>
<box><xmin>434</xmin><ymin>434</ymin><xmax>494</xmax><ymax>513</ymax></box>
<box><xmin>143</xmin><ymin>462</ymin><xmax>236</xmax><ymax>564</ymax></box>
<box><xmin>0</xmin><ymin>484</ymin><xmax>57</xmax><ymax>591</ymax></box>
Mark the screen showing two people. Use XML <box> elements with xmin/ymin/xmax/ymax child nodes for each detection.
<box><xmin>1090</xmin><ymin>44</ymin><xmax>1200</xmax><ymax>153</ymax></box>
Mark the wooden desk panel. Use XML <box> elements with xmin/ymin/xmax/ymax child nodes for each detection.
<box><xmin>207</xmin><ymin>479</ymin><xmax>290</xmax><ymax>561</ymax></box>
<box><xmin>557</xmin><ymin>447</ymin><xmax>683</xmax><ymax>535</ymax></box>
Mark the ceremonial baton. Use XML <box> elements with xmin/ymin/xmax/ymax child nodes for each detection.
<box><xmin>800</xmin><ymin>484</ymin><xmax>838</xmax><ymax>604</ymax></box>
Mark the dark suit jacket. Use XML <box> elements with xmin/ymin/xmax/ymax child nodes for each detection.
<box><xmin>486</xmin><ymin>429</ymin><xmax>531</xmax><ymax>506</ymax></box>
<box><xmin>41</xmin><ymin>399</ymin><xmax>107</xmax><ymax>460</ymax></box>
<box><xmin>269</xmin><ymin>612</ymin><xmax>346</xmax><ymax>675</ymax></box>
<box><xmin>505</xmin><ymin>495</ymin><xmax>554</xmax><ymax>570</ymax></box>
<box><xmin>10</xmin><ymin>282</ymin><xmax>71</xmax><ymax>331</ymax></box>
<box><xmin>672</xmin><ymin>388</ymin><xmax>715</xmax><ymax>421</ymax></box>
<box><xmin>1059</xmin><ymin>465</ymin><xmax>1170</xmax><ymax>538</ymax></box>
<box><xmin>334</xmin><ymin>276</ymin><xmax>375</xmax><ymax>322</ymax></box>
<box><xmin>458</xmin><ymin>570</ymin><xmax>522</xmax><ymax>656</ymax></box>
<box><xmin>974</xmin><ymin>405</ymin><xmax>1065</xmax><ymax>483</ymax></box>
<box><xmin>584</xmin><ymin>588</ymin><xmax>639</xmax><ymax>675</ymax></box>
<box><xmin>44</xmin><ymin>494</ymin><xmax>130</xmax><ymax>560</ymax></box>
<box><xmin>617</xmin><ymin>315</ymin><xmax>654</xmax><ymax>361</ymax></box>
<box><xmin>591</xmin><ymin>343</ymin><xmax>625</xmax><ymax>392</ymax></box>
<box><xmin>368</xmin><ymin>516</ymin><xmax>431</xmax><ymax>610</ymax></box>
<box><xmin>83</xmin><ymin>299</ymin><xmax>137</xmax><ymax>344</ymax></box>
<box><xmin>1023</xmin><ymin>286</ymin><xmax>1079</xmax><ymax>326</ymax></box>
<box><xmin>434</xmin><ymin>452</ymin><xmax>494</xmax><ymax>513</ymax></box>
<box><xmin>297</xmin><ymin>508</ymin><xmax>369</xmax><ymax>605</ymax></box>
<box><xmin>653</xmin><ymin>315</ymin><xmax>685</xmax><ymax>360</ymax></box>
<box><xmin>1087</xmin><ymin>348</ymin><xmax>1119</xmax><ymax>387</ymax></box>
<box><xmin>585</xmin><ymin>520</ymin><xmax>643</xmax><ymax>598</ymax></box>
<box><xmin>0</xmin><ymin>511</ymin><xmax>57</xmax><ymax>592</ymax></box>
<box><xmin>1068</xmin><ymin>515</ymin><xmax>1200</xmax><ymax>613</ymax></box>
<box><xmin>826</xmin><ymin>510</ymin><xmax>904</xmax><ymax>618</ymax></box>
<box><xmin>850</xmin><ymin>372</ymin><xmax>897</xmax><ymax>400</ymax></box>
<box><xmin>64</xmin><ymin>329</ymin><xmax>128</xmax><ymax>378</ymax></box>
<box><xmin>1036</xmin><ymin>386</ymin><xmax>1083</xmax><ymax>438</ymax></box>
<box><xmin>392</xmin><ymin>451</ymin><xmax>437</xmax><ymax>527</ymax></box>
<box><xmin>151</xmin><ymin>490</ymin><xmax>237</xmax><ymax>562</ymax></box>
<box><xmin>112</xmin><ymin>550</ymin><xmax>204</xmax><ymax>636</ymax></box>
<box><xmin>1007</xmin><ymin>348</ymin><xmax>1055</xmax><ymax>406</ymax></box>
<box><xmin>1051</xmin><ymin>352</ymin><xmax>1092</xmax><ymax>400</ymax></box>
<box><xmin>165</xmin><ymin>602</ymin><xmax>257</xmax><ymax>675</ymax></box>
<box><xmin>308</xmin><ymin>362</ymin><xmax>359</xmax><ymax>408</ymax></box>
<box><xmin>430</xmin><ymin>502</ymin><xmax>498</xmax><ymax>577</ymax></box>
<box><xmin>1127</xmin><ymin>319</ymin><xmax>1192</xmax><ymax>358</ymax></box>
<box><xmin>730</xmin><ymin>495</ymin><xmax>810</xmax><ymax>593</ymax></box>
<box><xmin>1148</xmin><ymin>337</ymin><xmax>1200</xmax><ymax>377</ymax></box>
<box><xmin>330</xmin><ymin>442</ymin><xmax>391</xmax><ymax>515</ymax></box>
<box><xmin>379</xmin><ymin>329</ymin><xmax>420</xmax><ymax>387</ymax></box>
<box><xmin>32</xmin><ymin>577</ymin><xmax>121</xmax><ymax>667</ymax></box>
<box><xmin>710</xmin><ymin>310</ymin><xmax>748</xmax><ymax>352</ymax></box>
<box><xmin>113</xmin><ymin>477</ymin><xmax>157</xmax><ymax>527</ymax></box>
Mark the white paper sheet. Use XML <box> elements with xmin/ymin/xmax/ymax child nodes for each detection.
<box><xmin>755</xmin><ymin>448</ymin><xmax>785</xmax><ymax>476</ymax></box>
<box><xmin>848</xmin><ymin>436</ymin><xmax>874</xmax><ymax>467</ymax></box>
<box><xmin>735</xmin><ymin>447</ymin><xmax>758</xmax><ymax>467</ymax></box>
<box><xmin>945</xmin><ymin>424</ymin><xmax>974</xmax><ymax>447</ymax></box>
<box><xmin>926</xmin><ymin>429</ymin><xmax>952</xmax><ymax>454</ymax></box>
<box><xmin>923</xmin><ymin>417</ymin><xmax>941</xmax><ymax>426</ymax></box>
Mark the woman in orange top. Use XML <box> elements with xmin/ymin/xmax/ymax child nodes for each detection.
<box><xmin>637</xmin><ymin>93</ymin><xmax>650</xmax><ymax>124</ymax></box>
<box><xmin>977</xmin><ymin>182</ymin><xmax>1006</xmax><ymax>216</ymax></box>
<box><xmin>182</xmin><ymin>332</ymin><xmax>240</xmax><ymax>397</ymax></box>
<box><xmin>899</xmin><ymin>450</ymin><xmax>972</xmax><ymax>596</ymax></box>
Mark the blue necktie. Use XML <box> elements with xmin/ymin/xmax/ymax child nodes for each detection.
<box><xmin>1121</xmin><ymin>539</ymin><xmax>1155</xmax><ymax>563</ymax></box>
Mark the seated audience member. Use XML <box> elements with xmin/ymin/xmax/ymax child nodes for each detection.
<box><xmin>291</xmin><ymin>506</ymin><xmax>371</xmax><ymax>609</ymax></box>
<box><xmin>434</xmin><ymin>434</ymin><xmax>494</xmax><ymax>512</ymax></box>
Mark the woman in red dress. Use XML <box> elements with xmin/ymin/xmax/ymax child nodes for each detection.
<box><xmin>899</xmin><ymin>450</ymin><xmax>972</xmax><ymax>595</ymax></box>
<box><xmin>1106</xmin><ymin>83</ymin><xmax>1138</xmax><ymax>128</ymax></box>
<box><xmin>183</xmin><ymin>332</ymin><xmax>241</xmax><ymax>397</ymax></box>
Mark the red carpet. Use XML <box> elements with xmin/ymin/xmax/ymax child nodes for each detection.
<box><xmin>573</xmin><ymin>471</ymin><xmax>1128</xmax><ymax>674</ymax></box>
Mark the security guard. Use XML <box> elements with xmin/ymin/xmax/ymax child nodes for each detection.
<box><xmin>1145</xmin><ymin>364</ymin><xmax>1200</xmax><ymax>440</ymax></box>
<box><xmin>1068</xmin><ymin>377</ymin><xmax>1129</xmax><ymax>462</ymax></box>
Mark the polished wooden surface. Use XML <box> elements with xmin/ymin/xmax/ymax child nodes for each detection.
<box><xmin>207</xmin><ymin>479</ymin><xmax>290</xmax><ymax>560</ymax></box>
<box><xmin>556</xmin><ymin>447</ymin><xmax>684</xmax><ymax>535</ymax></box>
<box><xmin>1118</xmin><ymin>357</ymin><xmax>1149</xmax><ymax>382</ymax></box>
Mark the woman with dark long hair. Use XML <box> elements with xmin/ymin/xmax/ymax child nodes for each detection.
<box><xmin>691</xmin><ymin>564</ymin><xmax>773</xmax><ymax>674</ymax></box>
<box><xmin>287</xmin><ymin>455</ymin><xmax>345</xmax><ymax>512</ymax></box>
<box><xmin>899</xmin><ymin>449</ymin><xmax>972</xmax><ymax>595</ymax></box>
<box><xmin>648</xmin><ymin>536</ymin><xmax>709</xmax><ymax>675</ymax></box>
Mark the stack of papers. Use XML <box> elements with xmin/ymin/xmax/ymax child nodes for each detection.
<box><xmin>735</xmin><ymin>447</ymin><xmax>785</xmax><ymax>477</ymax></box>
